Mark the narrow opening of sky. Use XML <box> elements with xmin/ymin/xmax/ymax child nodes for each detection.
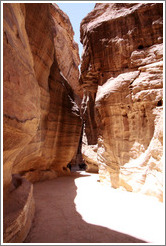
<box><xmin>57</xmin><ymin>3</ymin><xmax>95</xmax><ymax>59</ymax></box>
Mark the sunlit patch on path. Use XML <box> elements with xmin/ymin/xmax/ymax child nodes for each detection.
<box><xmin>24</xmin><ymin>171</ymin><xmax>164</xmax><ymax>244</ymax></box>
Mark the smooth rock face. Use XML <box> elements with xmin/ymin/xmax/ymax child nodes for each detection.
<box><xmin>80</xmin><ymin>3</ymin><xmax>163</xmax><ymax>201</ymax></box>
<box><xmin>3</xmin><ymin>3</ymin><xmax>40</xmax><ymax>198</ymax></box>
<box><xmin>4</xmin><ymin>3</ymin><xmax>81</xmax><ymax>189</ymax></box>
<box><xmin>3</xmin><ymin>3</ymin><xmax>81</xmax><ymax>242</ymax></box>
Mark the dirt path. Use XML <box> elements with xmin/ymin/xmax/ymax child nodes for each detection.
<box><xmin>24</xmin><ymin>171</ymin><xmax>164</xmax><ymax>244</ymax></box>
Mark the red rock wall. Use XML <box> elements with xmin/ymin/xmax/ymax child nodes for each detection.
<box><xmin>3</xmin><ymin>175</ymin><xmax>35</xmax><ymax>243</ymax></box>
<box><xmin>80</xmin><ymin>3</ymin><xmax>163</xmax><ymax>201</ymax></box>
<box><xmin>3</xmin><ymin>3</ymin><xmax>82</xmax><ymax>242</ymax></box>
<box><xmin>4</xmin><ymin>2</ymin><xmax>82</xmax><ymax>190</ymax></box>
<box><xmin>3</xmin><ymin>3</ymin><xmax>40</xmax><ymax>198</ymax></box>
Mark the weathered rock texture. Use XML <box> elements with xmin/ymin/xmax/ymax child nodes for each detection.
<box><xmin>3</xmin><ymin>3</ymin><xmax>81</xmax><ymax>242</ymax></box>
<box><xmin>80</xmin><ymin>3</ymin><xmax>163</xmax><ymax>201</ymax></box>
<box><xmin>3</xmin><ymin>175</ymin><xmax>35</xmax><ymax>243</ymax></box>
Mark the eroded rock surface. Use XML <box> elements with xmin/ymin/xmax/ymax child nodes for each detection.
<box><xmin>4</xmin><ymin>3</ymin><xmax>81</xmax><ymax>188</ymax></box>
<box><xmin>3</xmin><ymin>3</ymin><xmax>82</xmax><ymax>242</ymax></box>
<box><xmin>3</xmin><ymin>175</ymin><xmax>35</xmax><ymax>243</ymax></box>
<box><xmin>80</xmin><ymin>3</ymin><xmax>163</xmax><ymax>201</ymax></box>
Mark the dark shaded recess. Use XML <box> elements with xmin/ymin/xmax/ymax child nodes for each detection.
<box><xmin>67</xmin><ymin>163</ymin><xmax>72</xmax><ymax>170</ymax></box>
<box><xmin>123</xmin><ymin>113</ymin><xmax>128</xmax><ymax>118</ymax></box>
<box><xmin>138</xmin><ymin>45</ymin><xmax>144</xmax><ymax>49</ymax></box>
<box><xmin>77</xmin><ymin>124</ymin><xmax>87</xmax><ymax>170</ymax></box>
<box><xmin>85</xmin><ymin>93</ymin><xmax>98</xmax><ymax>145</ymax></box>
<box><xmin>63</xmin><ymin>167</ymin><xmax>68</xmax><ymax>171</ymax></box>
<box><xmin>12</xmin><ymin>174</ymin><xmax>23</xmax><ymax>188</ymax></box>
<box><xmin>48</xmin><ymin>59</ymin><xmax>75</xmax><ymax>103</ymax></box>
<box><xmin>68</xmin><ymin>124</ymin><xmax>86</xmax><ymax>171</ymax></box>
<box><xmin>157</xmin><ymin>99</ymin><xmax>162</xmax><ymax>106</ymax></box>
<box><xmin>48</xmin><ymin>56</ymin><xmax>80</xmax><ymax>119</ymax></box>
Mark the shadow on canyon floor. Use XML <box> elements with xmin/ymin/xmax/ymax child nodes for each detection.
<box><xmin>24</xmin><ymin>172</ymin><xmax>147</xmax><ymax>243</ymax></box>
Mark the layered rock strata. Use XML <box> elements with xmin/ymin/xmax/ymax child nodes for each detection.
<box><xmin>3</xmin><ymin>3</ymin><xmax>81</xmax><ymax>242</ymax></box>
<box><xmin>80</xmin><ymin>3</ymin><xmax>163</xmax><ymax>201</ymax></box>
<box><xmin>3</xmin><ymin>175</ymin><xmax>35</xmax><ymax>243</ymax></box>
<box><xmin>4</xmin><ymin>2</ymin><xmax>81</xmax><ymax>189</ymax></box>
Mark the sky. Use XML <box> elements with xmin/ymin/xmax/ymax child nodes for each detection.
<box><xmin>57</xmin><ymin>3</ymin><xmax>95</xmax><ymax>58</ymax></box>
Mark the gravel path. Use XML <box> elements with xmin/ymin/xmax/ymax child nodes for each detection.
<box><xmin>24</xmin><ymin>171</ymin><xmax>164</xmax><ymax>244</ymax></box>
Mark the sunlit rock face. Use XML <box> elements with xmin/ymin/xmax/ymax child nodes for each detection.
<box><xmin>3</xmin><ymin>3</ymin><xmax>82</xmax><ymax>242</ymax></box>
<box><xmin>80</xmin><ymin>3</ymin><xmax>163</xmax><ymax>201</ymax></box>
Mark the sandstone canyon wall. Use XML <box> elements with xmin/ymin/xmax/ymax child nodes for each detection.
<box><xmin>3</xmin><ymin>2</ymin><xmax>164</xmax><ymax>243</ymax></box>
<box><xmin>3</xmin><ymin>3</ymin><xmax>81</xmax><ymax>242</ymax></box>
<box><xmin>80</xmin><ymin>3</ymin><xmax>163</xmax><ymax>201</ymax></box>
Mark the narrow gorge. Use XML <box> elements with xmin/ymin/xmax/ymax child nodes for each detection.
<box><xmin>3</xmin><ymin>3</ymin><xmax>163</xmax><ymax>244</ymax></box>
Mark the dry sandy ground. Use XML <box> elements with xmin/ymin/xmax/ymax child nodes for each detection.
<box><xmin>24</xmin><ymin>171</ymin><xmax>165</xmax><ymax>244</ymax></box>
